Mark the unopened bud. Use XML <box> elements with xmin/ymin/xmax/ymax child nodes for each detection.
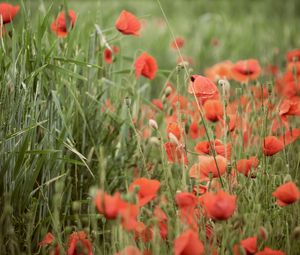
<box><xmin>164</xmin><ymin>86</ymin><xmax>172</xmax><ymax>97</ymax></box>
<box><xmin>149</xmin><ymin>119</ymin><xmax>158</xmax><ymax>130</ymax></box>
<box><xmin>168</xmin><ymin>132</ymin><xmax>179</xmax><ymax>145</ymax></box>
<box><xmin>292</xmin><ymin>226</ymin><xmax>300</xmax><ymax>239</ymax></box>
<box><xmin>149</xmin><ymin>136</ymin><xmax>160</xmax><ymax>146</ymax></box>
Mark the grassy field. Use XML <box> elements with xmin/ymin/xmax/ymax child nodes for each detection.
<box><xmin>1</xmin><ymin>0</ymin><xmax>300</xmax><ymax>254</ymax></box>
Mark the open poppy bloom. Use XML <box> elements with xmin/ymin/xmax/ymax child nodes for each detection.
<box><xmin>39</xmin><ymin>232</ymin><xmax>60</xmax><ymax>255</ymax></box>
<box><xmin>164</xmin><ymin>141</ymin><xmax>188</xmax><ymax>165</ymax></box>
<box><xmin>94</xmin><ymin>190</ymin><xmax>121</xmax><ymax>219</ymax></box>
<box><xmin>236</xmin><ymin>156</ymin><xmax>259</xmax><ymax>177</ymax></box>
<box><xmin>0</xmin><ymin>2</ymin><xmax>19</xmax><ymax>24</ymax></box>
<box><xmin>255</xmin><ymin>247</ymin><xmax>286</xmax><ymax>255</ymax></box>
<box><xmin>166</xmin><ymin>122</ymin><xmax>181</xmax><ymax>140</ymax></box>
<box><xmin>51</xmin><ymin>10</ymin><xmax>76</xmax><ymax>38</ymax></box>
<box><xmin>175</xmin><ymin>192</ymin><xmax>198</xmax><ymax>210</ymax></box>
<box><xmin>263</xmin><ymin>136</ymin><xmax>284</xmax><ymax>156</ymax></box>
<box><xmin>104</xmin><ymin>46</ymin><xmax>119</xmax><ymax>64</ymax></box>
<box><xmin>188</xmin><ymin>75</ymin><xmax>219</xmax><ymax>102</ymax></box>
<box><xmin>203</xmin><ymin>99</ymin><xmax>224</xmax><ymax>122</ymax></box>
<box><xmin>189</xmin><ymin>155</ymin><xmax>227</xmax><ymax>181</ymax></box>
<box><xmin>202</xmin><ymin>190</ymin><xmax>236</xmax><ymax>220</ymax></box>
<box><xmin>204</xmin><ymin>60</ymin><xmax>233</xmax><ymax>81</ymax></box>
<box><xmin>174</xmin><ymin>229</ymin><xmax>205</xmax><ymax>255</ymax></box>
<box><xmin>129</xmin><ymin>178</ymin><xmax>160</xmax><ymax>206</ymax></box>
<box><xmin>231</xmin><ymin>59</ymin><xmax>261</xmax><ymax>83</ymax></box>
<box><xmin>233</xmin><ymin>236</ymin><xmax>257</xmax><ymax>255</ymax></box>
<box><xmin>286</xmin><ymin>48</ymin><xmax>300</xmax><ymax>63</ymax></box>
<box><xmin>67</xmin><ymin>231</ymin><xmax>93</xmax><ymax>255</ymax></box>
<box><xmin>272</xmin><ymin>181</ymin><xmax>300</xmax><ymax>207</ymax></box>
<box><xmin>134</xmin><ymin>52</ymin><xmax>158</xmax><ymax>80</ymax></box>
<box><xmin>115</xmin><ymin>10</ymin><xmax>141</xmax><ymax>36</ymax></box>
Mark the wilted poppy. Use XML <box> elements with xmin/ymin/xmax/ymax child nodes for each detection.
<box><xmin>188</xmin><ymin>75</ymin><xmax>219</xmax><ymax>102</ymax></box>
<box><xmin>189</xmin><ymin>155</ymin><xmax>227</xmax><ymax>181</ymax></box>
<box><xmin>115</xmin><ymin>10</ymin><xmax>141</xmax><ymax>36</ymax></box>
<box><xmin>0</xmin><ymin>2</ymin><xmax>19</xmax><ymax>24</ymax></box>
<box><xmin>94</xmin><ymin>190</ymin><xmax>121</xmax><ymax>219</ymax></box>
<box><xmin>272</xmin><ymin>181</ymin><xmax>300</xmax><ymax>207</ymax></box>
<box><xmin>135</xmin><ymin>52</ymin><xmax>158</xmax><ymax>80</ymax></box>
<box><xmin>67</xmin><ymin>231</ymin><xmax>93</xmax><ymax>255</ymax></box>
<box><xmin>129</xmin><ymin>178</ymin><xmax>160</xmax><ymax>206</ymax></box>
<box><xmin>231</xmin><ymin>59</ymin><xmax>261</xmax><ymax>83</ymax></box>
<box><xmin>104</xmin><ymin>46</ymin><xmax>119</xmax><ymax>64</ymax></box>
<box><xmin>51</xmin><ymin>10</ymin><xmax>76</xmax><ymax>38</ymax></box>
<box><xmin>263</xmin><ymin>136</ymin><xmax>284</xmax><ymax>156</ymax></box>
<box><xmin>202</xmin><ymin>190</ymin><xmax>236</xmax><ymax>220</ymax></box>
<box><xmin>255</xmin><ymin>247</ymin><xmax>286</xmax><ymax>255</ymax></box>
<box><xmin>174</xmin><ymin>230</ymin><xmax>205</xmax><ymax>255</ymax></box>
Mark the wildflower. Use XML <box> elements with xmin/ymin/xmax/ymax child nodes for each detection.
<box><xmin>103</xmin><ymin>46</ymin><xmax>119</xmax><ymax>64</ymax></box>
<box><xmin>188</xmin><ymin>75</ymin><xmax>219</xmax><ymax>102</ymax></box>
<box><xmin>170</xmin><ymin>37</ymin><xmax>185</xmax><ymax>49</ymax></box>
<box><xmin>202</xmin><ymin>190</ymin><xmax>236</xmax><ymax>220</ymax></box>
<box><xmin>286</xmin><ymin>48</ymin><xmax>300</xmax><ymax>63</ymax></box>
<box><xmin>135</xmin><ymin>52</ymin><xmax>158</xmax><ymax>80</ymax></box>
<box><xmin>129</xmin><ymin>178</ymin><xmax>160</xmax><ymax>206</ymax></box>
<box><xmin>174</xmin><ymin>230</ymin><xmax>205</xmax><ymax>255</ymax></box>
<box><xmin>189</xmin><ymin>155</ymin><xmax>227</xmax><ymax>182</ymax></box>
<box><xmin>51</xmin><ymin>10</ymin><xmax>76</xmax><ymax>38</ymax></box>
<box><xmin>0</xmin><ymin>2</ymin><xmax>19</xmax><ymax>24</ymax></box>
<box><xmin>164</xmin><ymin>141</ymin><xmax>188</xmax><ymax>165</ymax></box>
<box><xmin>272</xmin><ymin>181</ymin><xmax>300</xmax><ymax>207</ymax></box>
<box><xmin>166</xmin><ymin>122</ymin><xmax>181</xmax><ymax>140</ymax></box>
<box><xmin>67</xmin><ymin>231</ymin><xmax>93</xmax><ymax>255</ymax></box>
<box><xmin>94</xmin><ymin>190</ymin><xmax>121</xmax><ymax>219</ymax></box>
<box><xmin>255</xmin><ymin>247</ymin><xmax>286</xmax><ymax>255</ymax></box>
<box><xmin>203</xmin><ymin>99</ymin><xmax>224</xmax><ymax>122</ymax></box>
<box><xmin>233</xmin><ymin>236</ymin><xmax>257</xmax><ymax>255</ymax></box>
<box><xmin>263</xmin><ymin>136</ymin><xmax>284</xmax><ymax>156</ymax></box>
<box><xmin>115</xmin><ymin>10</ymin><xmax>141</xmax><ymax>36</ymax></box>
<box><xmin>231</xmin><ymin>59</ymin><xmax>261</xmax><ymax>83</ymax></box>
<box><xmin>236</xmin><ymin>156</ymin><xmax>259</xmax><ymax>177</ymax></box>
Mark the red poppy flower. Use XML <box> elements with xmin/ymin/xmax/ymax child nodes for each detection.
<box><xmin>170</xmin><ymin>37</ymin><xmax>185</xmax><ymax>49</ymax></box>
<box><xmin>103</xmin><ymin>46</ymin><xmax>119</xmax><ymax>64</ymax></box>
<box><xmin>51</xmin><ymin>10</ymin><xmax>76</xmax><ymax>38</ymax></box>
<box><xmin>166</xmin><ymin>122</ymin><xmax>181</xmax><ymax>140</ymax></box>
<box><xmin>194</xmin><ymin>141</ymin><xmax>210</xmax><ymax>154</ymax></box>
<box><xmin>0</xmin><ymin>3</ymin><xmax>19</xmax><ymax>24</ymax></box>
<box><xmin>188</xmin><ymin>75</ymin><xmax>219</xmax><ymax>102</ymax></box>
<box><xmin>204</xmin><ymin>60</ymin><xmax>233</xmax><ymax>81</ymax></box>
<box><xmin>152</xmin><ymin>98</ymin><xmax>164</xmax><ymax>110</ymax></box>
<box><xmin>164</xmin><ymin>141</ymin><xmax>188</xmax><ymax>165</ymax></box>
<box><xmin>154</xmin><ymin>206</ymin><xmax>168</xmax><ymax>239</ymax></box>
<box><xmin>115</xmin><ymin>10</ymin><xmax>141</xmax><ymax>36</ymax></box>
<box><xmin>286</xmin><ymin>48</ymin><xmax>300</xmax><ymax>63</ymax></box>
<box><xmin>94</xmin><ymin>190</ymin><xmax>121</xmax><ymax>219</ymax></box>
<box><xmin>129</xmin><ymin>178</ymin><xmax>160</xmax><ymax>206</ymax></box>
<box><xmin>203</xmin><ymin>99</ymin><xmax>224</xmax><ymax>122</ymax></box>
<box><xmin>39</xmin><ymin>233</ymin><xmax>60</xmax><ymax>255</ymax></box>
<box><xmin>255</xmin><ymin>247</ymin><xmax>286</xmax><ymax>255</ymax></box>
<box><xmin>189</xmin><ymin>155</ymin><xmax>227</xmax><ymax>181</ymax></box>
<box><xmin>202</xmin><ymin>190</ymin><xmax>236</xmax><ymax>220</ymax></box>
<box><xmin>279</xmin><ymin>98</ymin><xmax>300</xmax><ymax>117</ymax></box>
<box><xmin>188</xmin><ymin>121</ymin><xmax>200</xmax><ymax>140</ymax></box>
<box><xmin>272</xmin><ymin>181</ymin><xmax>300</xmax><ymax>207</ymax></box>
<box><xmin>234</xmin><ymin>236</ymin><xmax>257</xmax><ymax>255</ymax></box>
<box><xmin>236</xmin><ymin>156</ymin><xmax>259</xmax><ymax>177</ymax></box>
<box><xmin>118</xmin><ymin>200</ymin><xmax>139</xmax><ymax>231</ymax></box>
<box><xmin>174</xmin><ymin>230</ymin><xmax>205</xmax><ymax>255</ymax></box>
<box><xmin>231</xmin><ymin>59</ymin><xmax>261</xmax><ymax>83</ymax></box>
<box><xmin>67</xmin><ymin>231</ymin><xmax>93</xmax><ymax>255</ymax></box>
<box><xmin>135</xmin><ymin>52</ymin><xmax>158</xmax><ymax>80</ymax></box>
<box><xmin>114</xmin><ymin>246</ymin><xmax>142</xmax><ymax>255</ymax></box>
<box><xmin>263</xmin><ymin>136</ymin><xmax>284</xmax><ymax>156</ymax></box>
<box><xmin>175</xmin><ymin>192</ymin><xmax>198</xmax><ymax>210</ymax></box>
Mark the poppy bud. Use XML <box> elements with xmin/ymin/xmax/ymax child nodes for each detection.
<box><xmin>72</xmin><ymin>201</ymin><xmax>81</xmax><ymax>212</ymax></box>
<box><xmin>168</xmin><ymin>132</ymin><xmax>179</xmax><ymax>145</ymax></box>
<box><xmin>292</xmin><ymin>226</ymin><xmax>300</xmax><ymax>239</ymax></box>
<box><xmin>149</xmin><ymin>119</ymin><xmax>158</xmax><ymax>130</ymax></box>
<box><xmin>164</xmin><ymin>86</ymin><xmax>173</xmax><ymax>97</ymax></box>
<box><xmin>149</xmin><ymin>137</ymin><xmax>160</xmax><ymax>146</ymax></box>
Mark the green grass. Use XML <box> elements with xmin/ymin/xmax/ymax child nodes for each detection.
<box><xmin>0</xmin><ymin>0</ymin><xmax>300</xmax><ymax>254</ymax></box>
